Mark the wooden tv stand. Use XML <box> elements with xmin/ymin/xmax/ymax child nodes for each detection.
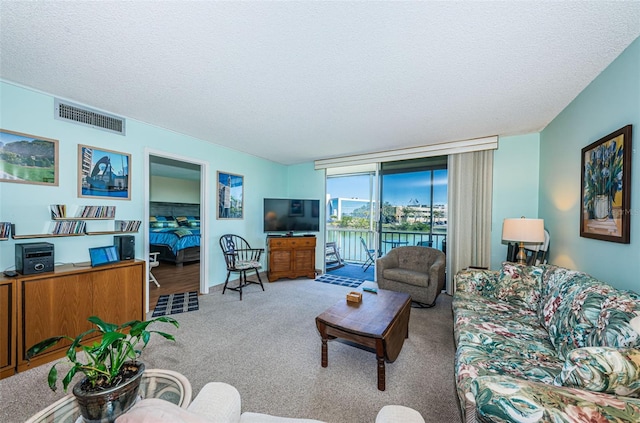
<box><xmin>267</xmin><ymin>235</ymin><xmax>316</xmax><ymax>281</ymax></box>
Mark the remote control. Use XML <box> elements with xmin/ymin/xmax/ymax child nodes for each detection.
<box><xmin>3</xmin><ymin>270</ymin><xmax>18</xmax><ymax>277</ymax></box>
<box><xmin>362</xmin><ymin>287</ymin><xmax>377</xmax><ymax>293</ymax></box>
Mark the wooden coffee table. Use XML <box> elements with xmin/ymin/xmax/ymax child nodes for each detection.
<box><xmin>315</xmin><ymin>289</ymin><xmax>411</xmax><ymax>391</ymax></box>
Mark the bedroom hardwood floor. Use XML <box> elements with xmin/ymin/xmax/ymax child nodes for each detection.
<box><xmin>148</xmin><ymin>261</ymin><xmax>200</xmax><ymax>310</ymax></box>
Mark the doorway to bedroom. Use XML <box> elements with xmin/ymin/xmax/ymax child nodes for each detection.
<box><xmin>147</xmin><ymin>153</ymin><xmax>207</xmax><ymax>311</ymax></box>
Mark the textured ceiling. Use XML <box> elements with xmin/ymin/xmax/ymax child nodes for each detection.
<box><xmin>1</xmin><ymin>1</ymin><xmax>639</xmax><ymax>165</ymax></box>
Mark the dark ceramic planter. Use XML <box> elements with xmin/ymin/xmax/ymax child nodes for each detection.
<box><xmin>72</xmin><ymin>362</ymin><xmax>145</xmax><ymax>423</ymax></box>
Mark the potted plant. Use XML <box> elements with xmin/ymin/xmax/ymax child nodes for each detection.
<box><xmin>26</xmin><ymin>315</ymin><xmax>179</xmax><ymax>423</ymax></box>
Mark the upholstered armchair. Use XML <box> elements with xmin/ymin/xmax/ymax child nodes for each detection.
<box><xmin>376</xmin><ymin>246</ymin><xmax>446</xmax><ymax>307</ymax></box>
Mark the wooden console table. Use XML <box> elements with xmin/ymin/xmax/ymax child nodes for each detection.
<box><xmin>0</xmin><ymin>260</ymin><xmax>145</xmax><ymax>378</ymax></box>
<box><xmin>267</xmin><ymin>236</ymin><xmax>316</xmax><ymax>281</ymax></box>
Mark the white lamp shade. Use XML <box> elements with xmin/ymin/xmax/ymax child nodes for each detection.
<box><xmin>502</xmin><ymin>218</ymin><xmax>545</xmax><ymax>243</ymax></box>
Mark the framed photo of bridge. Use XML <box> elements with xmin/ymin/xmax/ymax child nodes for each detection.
<box><xmin>78</xmin><ymin>144</ymin><xmax>131</xmax><ymax>200</ymax></box>
<box><xmin>0</xmin><ymin>129</ymin><xmax>59</xmax><ymax>186</ymax></box>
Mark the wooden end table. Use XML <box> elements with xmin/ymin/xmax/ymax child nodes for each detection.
<box><xmin>25</xmin><ymin>369</ymin><xmax>192</xmax><ymax>423</ymax></box>
<box><xmin>315</xmin><ymin>289</ymin><xmax>411</xmax><ymax>391</ymax></box>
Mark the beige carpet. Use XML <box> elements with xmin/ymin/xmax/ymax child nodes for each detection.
<box><xmin>0</xmin><ymin>278</ymin><xmax>461</xmax><ymax>423</ymax></box>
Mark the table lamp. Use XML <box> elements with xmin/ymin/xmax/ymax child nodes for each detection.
<box><xmin>502</xmin><ymin>217</ymin><xmax>545</xmax><ymax>265</ymax></box>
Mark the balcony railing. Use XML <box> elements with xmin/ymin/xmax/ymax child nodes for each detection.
<box><xmin>326</xmin><ymin>228</ymin><xmax>447</xmax><ymax>264</ymax></box>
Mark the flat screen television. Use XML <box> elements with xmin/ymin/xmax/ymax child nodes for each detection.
<box><xmin>263</xmin><ymin>198</ymin><xmax>320</xmax><ymax>233</ymax></box>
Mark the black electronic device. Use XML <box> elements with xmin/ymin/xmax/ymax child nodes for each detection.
<box><xmin>114</xmin><ymin>235</ymin><xmax>135</xmax><ymax>260</ymax></box>
<box><xmin>3</xmin><ymin>270</ymin><xmax>18</xmax><ymax>277</ymax></box>
<box><xmin>89</xmin><ymin>245</ymin><xmax>120</xmax><ymax>267</ymax></box>
<box><xmin>263</xmin><ymin>198</ymin><xmax>320</xmax><ymax>233</ymax></box>
<box><xmin>15</xmin><ymin>242</ymin><xmax>55</xmax><ymax>275</ymax></box>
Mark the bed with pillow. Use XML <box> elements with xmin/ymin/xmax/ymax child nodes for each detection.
<box><xmin>149</xmin><ymin>202</ymin><xmax>201</xmax><ymax>266</ymax></box>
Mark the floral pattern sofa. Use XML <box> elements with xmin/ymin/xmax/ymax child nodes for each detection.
<box><xmin>453</xmin><ymin>263</ymin><xmax>640</xmax><ymax>423</ymax></box>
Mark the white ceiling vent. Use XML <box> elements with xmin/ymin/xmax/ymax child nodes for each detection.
<box><xmin>54</xmin><ymin>99</ymin><xmax>126</xmax><ymax>135</ymax></box>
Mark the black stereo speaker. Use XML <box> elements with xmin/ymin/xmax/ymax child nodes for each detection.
<box><xmin>16</xmin><ymin>242</ymin><xmax>55</xmax><ymax>275</ymax></box>
<box><xmin>114</xmin><ymin>235</ymin><xmax>135</xmax><ymax>260</ymax></box>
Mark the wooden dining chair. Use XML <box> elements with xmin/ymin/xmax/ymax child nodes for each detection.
<box><xmin>219</xmin><ymin>234</ymin><xmax>264</xmax><ymax>300</ymax></box>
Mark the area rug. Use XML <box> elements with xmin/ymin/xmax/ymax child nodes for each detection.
<box><xmin>315</xmin><ymin>274</ymin><xmax>364</xmax><ymax>288</ymax></box>
<box><xmin>152</xmin><ymin>291</ymin><xmax>199</xmax><ymax>317</ymax></box>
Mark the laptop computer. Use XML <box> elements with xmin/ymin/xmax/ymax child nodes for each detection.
<box><xmin>89</xmin><ymin>245</ymin><xmax>120</xmax><ymax>267</ymax></box>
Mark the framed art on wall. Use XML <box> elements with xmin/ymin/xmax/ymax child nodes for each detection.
<box><xmin>0</xmin><ymin>129</ymin><xmax>59</xmax><ymax>186</ymax></box>
<box><xmin>580</xmin><ymin>124</ymin><xmax>632</xmax><ymax>243</ymax></box>
<box><xmin>78</xmin><ymin>144</ymin><xmax>131</xmax><ymax>200</ymax></box>
<box><xmin>217</xmin><ymin>171</ymin><xmax>244</xmax><ymax>219</ymax></box>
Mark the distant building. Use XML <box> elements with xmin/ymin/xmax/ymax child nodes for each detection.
<box><xmin>327</xmin><ymin>198</ymin><xmax>373</xmax><ymax>219</ymax></box>
<box><xmin>394</xmin><ymin>203</ymin><xmax>447</xmax><ymax>224</ymax></box>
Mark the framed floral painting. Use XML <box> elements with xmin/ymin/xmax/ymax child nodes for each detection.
<box><xmin>580</xmin><ymin>124</ymin><xmax>632</xmax><ymax>243</ymax></box>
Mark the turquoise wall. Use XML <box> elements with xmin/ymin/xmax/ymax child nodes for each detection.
<box><xmin>491</xmin><ymin>133</ymin><xmax>541</xmax><ymax>269</ymax></box>
<box><xmin>4</xmin><ymin>34</ymin><xmax>637</xmax><ymax>294</ymax></box>
<box><xmin>0</xmin><ymin>81</ymin><xmax>289</xmax><ymax>289</ymax></box>
<box><xmin>540</xmin><ymin>36</ymin><xmax>640</xmax><ymax>292</ymax></box>
<box><xmin>286</xmin><ymin>162</ymin><xmax>327</xmax><ymax>268</ymax></box>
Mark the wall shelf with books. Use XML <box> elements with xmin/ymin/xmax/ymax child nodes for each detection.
<box><xmin>11</xmin><ymin>224</ymin><xmax>85</xmax><ymax>240</ymax></box>
<box><xmin>86</xmin><ymin>220</ymin><xmax>141</xmax><ymax>236</ymax></box>
<box><xmin>50</xmin><ymin>204</ymin><xmax>116</xmax><ymax>220</ymax></box>
<box><xmin>11</xmin><ymin>206</ymin><xmax>140</xmax><ymax>240</ymax></box>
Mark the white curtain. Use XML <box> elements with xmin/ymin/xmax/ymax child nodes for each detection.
<box><xmin>446</xmin><ymin>150</ymin><xmax>494</xmax><ymax>294</ymax></box>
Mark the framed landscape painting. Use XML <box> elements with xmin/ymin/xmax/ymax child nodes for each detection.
<box><xmin>217</xmin><ymin>171</ymin><xmax>244</xmax><ymax>219</ymax></box>
<box><xmin>580</xmin><ymin>124</ymin><xmax>632</xmax><ymax>243</ymax></box>
<box><xmin>78</xmin><ymin>144</ymin><xmax>131</xmax><ymax>200</ymax></box>
<box><xmin>0</xmin><ymin>129</ymin><xmax>59</xmax><ymax>186</ymax></box>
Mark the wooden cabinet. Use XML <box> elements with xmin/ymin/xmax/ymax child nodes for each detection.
<box><xmin>0</xmin><ymin>279</ymin><xmax>16</xmax><ymax>379</ymax></box>
<box><xmin>267</xmin><ymin>236</ymin><xmax>316</xmax><ymax>281</ymax></box>
<box><xmin>13</xmin><ymin>260</ymin><xmax>144</xmax><ymax>373</ymax></box>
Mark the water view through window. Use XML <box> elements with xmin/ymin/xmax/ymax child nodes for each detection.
<box><xmin>327</xmin><ymin>158</ymin><xmax>447</xmax><ymax>264</ymax></box>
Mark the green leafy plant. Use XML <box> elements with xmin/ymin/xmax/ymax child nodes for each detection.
<box><xmin>26</xmin><ymin>315</ymin><xmax>179</xmax><ymax>392</ymax></box>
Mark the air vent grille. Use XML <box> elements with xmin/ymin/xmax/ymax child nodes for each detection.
<box><xmin>55</xmin><ymin>99</ymin><xmax>126</xmax><ymax>135</ymax></box>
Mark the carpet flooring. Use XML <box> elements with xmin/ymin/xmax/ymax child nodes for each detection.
<box><xmin>315</xmin><ymin>273</ymin><xmax>365</xmax><ymax>288</ymax></box>
<box><xmin>1</xmin><ymin>279</ymin><xmax>460</xmax><ymax>423</ymax></box>
<box><xmin>151</xmin><ymin>291</ymin><xmax>199</xmax><ymax>317</ymax></box>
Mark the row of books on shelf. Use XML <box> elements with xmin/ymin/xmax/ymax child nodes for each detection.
<box><xmin>0</xmin><ymin>222</ymin><xmax>10</xmax><ymax>239</ymax></box>
<box><xmin>50</xmin><ymin>205</ymin><xmax>117</xmax><ymax>219</ymax></box>
<box><xmin>51</xmin><ymin>220</ymin><xmax>87</xmax><ymax>235</ymax></box>
<box><xmin>78</xmin><ymin>205</ymin><xmax>116</xmax><ymax>218</ymax></box>
<box><xmin>50</xmin><ymin>204</ymin><xmax>67</xmax><ymax>219</ymax></box>
<box><xmin>116</xmin><ymin>220</ymin><xmax>142</xmax><ymax>232</ymax></box>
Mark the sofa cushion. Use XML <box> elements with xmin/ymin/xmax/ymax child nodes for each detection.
<box><xmin>537</xmin><ymin>265</ymin><xmax>585</xmax><ymax>328</ymax></box>
<box><xmin>375</xmin><ymin>405</ymin><xmax>425</xmax><ymax>423</ymax></box>
<box><xmin>542</xmin><ymin>275</ymin><xmax>640</xmax><ymax>360</ymax></box>
<box><xmin>555</xmin><ymin>347</ymin><xmax>640</xmax><ymax>397</ymax></box>
<box><xmin>454</xmin><ymin>268</ymin><xmax>500</xmax><ymax>298</ymax></box>
<box><xmin>240</xmin><ymin>413</ymin><xmax>325</xmax><ymax>423</ymax></box>
<box><xmin>471</xmin><ymin>375</ymin><xmax>640</xmax><ymax>423</ymax></box>
<box><xmin>382</xmin><ymin>268</ymin><xmax>429</xmax><ymax>288</ymax></box>
<box><xmin>116</xmin><ymin>398</ymin><xmax>215</xmax><ymax>423</ymax></box>
<box><xmin>494</xmin><ymin>263</ymin><xmax>543</xmax><ymax>310</ymax></box>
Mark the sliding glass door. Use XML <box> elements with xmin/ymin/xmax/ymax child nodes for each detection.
<box><xmin>324</xmin><ymin>157</ymin><xmax>447</xmax><ymax>273</ymax></box>
<box><xmin>326</xmin><ymin>168</ymin><xmax>377</xmax><ymax>269</ymax></box>
<box><xmin>378</xmin><ymin>157</ymin><xmax>447</xmax><ymax>256</ymax></box>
